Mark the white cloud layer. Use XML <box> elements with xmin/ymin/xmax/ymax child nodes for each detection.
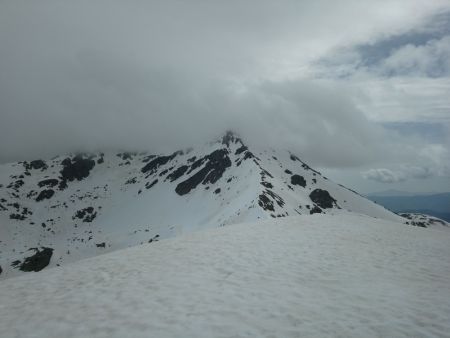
<box><xmin>363</xmin><ymin>168</ymin><xmax>408</xmax><ymax>183</ymax></box>
<box><xmin>362</xmin><ymin>166</ymin><xmax>438</xmax><ymax>184</ymax></box>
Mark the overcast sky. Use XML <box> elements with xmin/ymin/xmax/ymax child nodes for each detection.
<box><xmin>1</xmin><ymin>0</ymin><xmax>449</xmax><ymax>194</ymax></box>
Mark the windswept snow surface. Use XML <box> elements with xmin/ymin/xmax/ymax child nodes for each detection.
<box><xmin>1</xmin><ymin>213</ymin><xmax>450</xmax><ymax>338</ymax></box>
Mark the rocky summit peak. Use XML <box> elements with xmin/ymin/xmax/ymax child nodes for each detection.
<box><xmin>221</xmin><ymin>130</ymin><xmax>243</xmax><ymax>147</ymax></box>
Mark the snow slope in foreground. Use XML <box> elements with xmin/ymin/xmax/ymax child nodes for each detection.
<box><xmin>1</xmin><ymin>213</ymin><xmax>450</xmax><ymax>338</ymax></box>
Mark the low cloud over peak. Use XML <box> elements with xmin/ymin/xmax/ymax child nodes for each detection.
<box><xmin>0</xmin><ymin>0</ymin><xmax>449</xmax><ymax>193</ymax></box>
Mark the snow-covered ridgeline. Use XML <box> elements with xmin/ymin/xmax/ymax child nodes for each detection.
<box><xmin>0</xmin><ymin>132</ymin><xmax>430</xmax><ymax>278</ymax></box>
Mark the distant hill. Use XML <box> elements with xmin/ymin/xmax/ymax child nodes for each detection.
<box><xmin>367</xmin><ymin>192</ymin><xmax>450</xmax><ymax>222</ymax></box>
<box><xmin>368</xmin><ymin>189</ymin><xmax>437</xmax><ymax>197</ymax></box>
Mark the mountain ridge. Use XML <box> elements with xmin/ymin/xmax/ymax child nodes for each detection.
<box><xmin>0</xmin><ymin>131</ymin><xmax>420</xmax><ymax>279</ymax></box>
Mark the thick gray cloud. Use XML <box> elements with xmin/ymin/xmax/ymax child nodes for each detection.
<box><xmin>0</xmin><ymin>0</ymin><xmax>449</xmax><ymax>194</ymax></box>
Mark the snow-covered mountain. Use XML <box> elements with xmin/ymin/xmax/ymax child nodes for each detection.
<box><xmin>0</xmin><ymin>131</ymin><xmax>409</xmax><ymax>278</ymax></box>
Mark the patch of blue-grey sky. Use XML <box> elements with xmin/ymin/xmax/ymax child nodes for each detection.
<box><xmin>315</xmin><ymin>10</ymin><xmax>450</xmax><ymax>78</ymax></box>
<box><xmin>312</xmin><ymin>10</ymin><xmax>450</xmax><ymax>191</ymax></box>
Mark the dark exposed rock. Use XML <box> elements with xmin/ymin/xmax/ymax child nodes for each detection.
<box><xmin>148</xmin><ymin>234</ymin><xmax>160</xmax><ymax>243</ymax></box>
<box><xmin>302</xmin><ymin>163</ymin><xmax>312</xmax><ymax>171</ymax></box>
<box><xmin>38</xmin><ymin>179</ymin><xmax>59</xmax><ymax>188</ymax></box>
<box><xmin>141</xmin><ymin>151</ymin><xmax>181</xmax><ymax>175</ymax></box>
<box><xmin>265</xmin><ymin>189</ymin><xmax>285</xmax><ymax>208</ymax></box>
<box><xmin>290</xmin><ymin>154</ymin><xmax>300</xmax><ymax>162</ymax></box>
<box><xmin>400</xmin><ymin>213</ymin><xmax>412</xmax><ymax>220</ymax></box>
<box><xmin>10</xmin><ymin>213</ymin><xmax>26</xmax><ymax>220</ymax></box>
<box><xmin>7</xmin><ymin>180</ymin><xmax>24</xmax><ymax>190</ymax></box>
<box><xmin>312</xmin><ymin>178</ymin><xmax>317</xmax><ymax>183</ymax></box>
<box><xmin>159</xmin><ymin>169</ymin><xmax>169</xmax><ymax>177</ymax></box>
<box><xmin>31</xmin><ymin>160</ymin><xmax>47</xmax><ymax>170</ymax></box>
<box><xmin>23</xmin><ymin>160</ymin><xmax>47</xmax><ymax>171</ymax></box>
<box><xmin>96</xmin><ymin>242</ymin><xmax>106</xmax><ymax>248</ymax></box>
<box><xmin>291</xmin><ymin>175</ymin><xmax>306</xmax><ymax>187</ymax></box>
<box><xmin>36</xmin><ymin>189</ymin><xmax>55</xmax><ymax>202</ymax></box>
<box><xmin>235</xmin><ymin>145</ymin><xmax>248</xmax><ymax>155</ymax></box>
<box><xmin>73</xmin><ymin>207</ymin><xmax>97</xmax><ymax>222</ymax></box>
<box><xmin>214</xmin><ymin>188</ymin><xmax>221</xmax><ymax>194</ymax></box>
<box><xmin>0</xmin><ymin>265</ymin><xmax>2</xmax><ymax>275</ymax></box>
<box><xmin>258</xmin><ymin>193</ymin><xmax>274</xmax><ymax>211</ymax></box>
<box><xmin>60</xmin><ymin>155</ymin><xmax>95</xmax><ymax>186</ymax></box>
<box><xmin>197</xmin><ymin>150</ymin><xmax>232</xmax><ymax>184</ymax></box>
<box><xmin>243</xmin><ymin>151</ymin><xmax>254</xmax><ymax>160</ymax></box>
<box><xmin>284</xmin><ymin>169</ymin><xmax>292</xmax><ymax>175</ymax></box>
<box><xmin>411</xmin><ymin>221</ymin><xmax>427</xmax><ymax>228</ymax></box>
<box><xmin>58</xmin><ymin>180</ymin><xmax>68</xmax><ymax>190</ymax></box>
<box><xmin>22</xmin><ymin>207</ymin><xmax>31</xmax><ymax>216</ymax></box>
<box><xmin>145</xmin><ymin>179</ymin><xmax>158</xmax><ymax>189</ymax></box>
<box><xmin>125</xmin><ymin>177</ymin><xmax>137</xmax><ymax>185</ymax></box>
<box><xmin>310</xmin><ymin>206</ymin><xmax>322</xmax><ymax>214</ymax></box>
<box><xmin>118</xmin><ymin>152</ymin><xmax>133</xmax><ymax>160</ymax></box>
<box><xmin>167</xmin><ymin>165</ymin><xmax>189</xmax><ymax>182</ymax></box>
<box><xmin>187</xmin><ymin>157</ymin><xmax>207</xmax><ymax>174</ymax></box>
<box><xmin>175</xmin><ymin>149</ymin><xmax>231</xmax><ymax>196</ymax></box>
<box><xmin>260</xmin><ymin>169</ymin><xmax>273</xmax><ymax>179</ymax></box>
<box><xmin>309</xmin><ymin>189</ymin><xmax>337</xmax><ymax>209</ymax></box>
<box><xmin>18</xmin><ymin>247</ymin><xmax>53</xmax><ymax>272</ymax></box>
<box><xmin>261</xmin><ymin>181</ymin><xmax>273</xmax><ymax>189</ymax></box>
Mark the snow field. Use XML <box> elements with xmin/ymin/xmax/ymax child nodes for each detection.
<box><xmin>1</xmin><ymin>213</ymin><xmax>449</xmax><ymax>338</ymax></box>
